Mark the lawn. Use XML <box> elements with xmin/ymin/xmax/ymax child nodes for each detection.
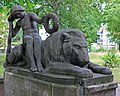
<box><xmin>0</xmin><ymin>52</ymin><xmax>120</xmax><ymax>82</ymax></box>
<box><xmin>89</xmin><ymin>52</ymin><xmax>106</xmax><ymax>65</ymax></box>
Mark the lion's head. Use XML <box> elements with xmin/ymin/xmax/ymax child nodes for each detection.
<box><xmin>60</xmin><ymin>29</ymin><xmax>89</xmax><ymax>67</ymax></box>
<box><xmin>42</xmin><ymin>29</ymin><xmax>90</xmax><ymax>67</ymax></box>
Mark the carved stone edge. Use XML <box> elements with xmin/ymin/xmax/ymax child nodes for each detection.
<box><xmin>5</xmin><ymin>67</ymin><xmax>76</xmax><ymax>85</ymax></box>
<box><xmin>0</xmin><ymin>77</ymin><xmax>4</xmax><ymax>83</ymax></box>
<box><xmin>84</xmin><ymin>82</ymin><xmax>118</xmax><ymax>94</ymax></box>
<box><xmin>5</xmin><ymin>66</ymin><xmax>114</xmax><ymax>86</ymax></box>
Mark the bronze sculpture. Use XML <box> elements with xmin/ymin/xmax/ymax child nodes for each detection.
<box><xmin>5</xmin><ymin>5</ymin><xmax>112</xmax><ymax>78</ymax></box>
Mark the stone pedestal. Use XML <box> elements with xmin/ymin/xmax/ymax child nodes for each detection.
<box><xmin>0</xmin><ymin>77</ymin><xmax>4</xmax><ymax>96</ymax></box>
<box><xmin>4</xmin><ymin>67</ymin><xmax>118</xmax><ymax>96</ymax></box>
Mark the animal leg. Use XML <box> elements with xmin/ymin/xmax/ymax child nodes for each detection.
<box><xmin>88</xmin><ymin>62</ymin><xmax>112</xmax><ymax>75</ymax></box>
<box><xmin>44</xmin><ymin>62</ymin><xmax>93</xmax><ymax>78</ymax></box>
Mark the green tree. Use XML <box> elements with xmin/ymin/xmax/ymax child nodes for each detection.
<box><xmin>0</xmin><ymin>6</ymin><xmax>9</xmax><ymax>48</ymax></box>
<box><xmin>37</xmin><ymin>0</ymin><xmax>104</xmax><ymax>45</ymax></box>
<box><xmin>0</xmin><ymin>0</ymin><xmax>107</xmax><ymax>47</ymax></box>
<box><xmin>102</xmin><ymin>0</ymin><xmax>120</xmax><ymax>50</ymax></box>
<box><xmin>0</xmin><ymin>0</ymin><xmax>37</xmax><ymax>48</ymax></box>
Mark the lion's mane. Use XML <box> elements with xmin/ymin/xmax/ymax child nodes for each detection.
<box><xmin>41</xmin><ymin>29</ymin><xmax>87</xmax><ymax>68</ymax></box>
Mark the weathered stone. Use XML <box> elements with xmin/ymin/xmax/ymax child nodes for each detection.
<box><xmin>5</xmin><ymin>5</ymin><xmax>59</xmax><ymax>72</ymax></box>
<box><xmin>4</xmin><ymin>5</ymin><xmax>117</xmax><ymax>96</ymax></box>
<box><xmin>4</xmin><ymin>67</ymin><xmax>118</xmax><ymax>96</ymax></box>
<box><xmin>0</xmin><ymin>77</ymin><xmax>4</xmax><ymax>96</ymax></box>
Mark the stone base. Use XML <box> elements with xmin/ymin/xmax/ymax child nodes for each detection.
<box><xmin>0</xmin><ymin>77</ymin><xmax>4</xmax><ymax>96</ymax></box>
<box><xmin>4</xmin><ymin>67</ymin><xmax>118</xmax><ymax>96</ymax></box>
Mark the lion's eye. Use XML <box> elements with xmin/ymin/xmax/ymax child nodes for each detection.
<box><xmin>74</xmin><ymin>45</ymin><xmax>81</xmax><ymax>49</ymax></box>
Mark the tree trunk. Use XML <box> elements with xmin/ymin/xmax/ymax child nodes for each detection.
<box><xmin>119</xmin><ymin>44</ymin><xmax>120</xmax><ymax>51</ymax></box>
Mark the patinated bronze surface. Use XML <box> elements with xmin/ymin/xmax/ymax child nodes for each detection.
<box><xmin>5</xmin><ymin>5</ymin><xmax>112</xmax><ymax>78</ymax></box>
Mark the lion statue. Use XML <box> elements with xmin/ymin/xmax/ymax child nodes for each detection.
<box><xmin>41</xmin><ymin>29</ymin><xmax>112</xmax><ymax>78</ymax></box>
<box><xmin>5</xmin><ymin>29</ymin><xmax>112</xmax><ymax>78</ymax></box>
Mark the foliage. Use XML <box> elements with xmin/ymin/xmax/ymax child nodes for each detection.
<box><xmin>102</xmin><ymin>0</ymin><xmax>120</xmax><ymax>49</ymax></box>
<box><xmin>89</xmin><ymin>52</ymin><xmax>120</xmax><ymax>82</ymax></box>
<box><xmin>90</xmin><ymin>47</ymin><xmax>106</xmax><ymax>52</ymax></box>
<box><xmin>0</xmin><ymin>53</ymin><xmax>5</xmax><ymax>76</ymax></box>
<box><xmin>102</xmin><ymin>49</ymin><xmax>120</xmax><ymax>68</ymax></box>
<box><xmin>1</xmin><ymin>0</ymin><xmax>120</xmax><ymax>49</ymax></box>
<box><xmin>0</xmin><ymin>0</ymin><xmax>107</xmax><ymax>48</ymax></box>
<box><xmin>0</xmin><ymin>6</ymin><xmax>9</xmax><ymax>48</ymax></box>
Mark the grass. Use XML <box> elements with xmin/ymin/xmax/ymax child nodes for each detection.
<box><xmin>0</xmin><ymin>53</ymin><xmax>5</xmax><ymax>77</ymax></box>
<box><xmin>89</xmin><ymin>52</ymin><xmax>106</xmax><ymax>65</ymax></box>
<box><xmin>89</xmin><ymin>52</ymin><xmax>120</xmax><ymax>82</ymax></box>
<box><xmin>111</xmin><ymin>67</ymin><xmax>120</xmax><ymax>82</ymax></box>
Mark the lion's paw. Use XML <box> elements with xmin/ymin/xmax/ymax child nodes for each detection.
<box><xmin>100</xmin><ymin>67</ymin><xmax>112</xmax><ymax>75</ymax></box>
<box><xmin>74</xmin><ymin>66</ymin><xmax>93</xmax><ymax>78</ymax></box>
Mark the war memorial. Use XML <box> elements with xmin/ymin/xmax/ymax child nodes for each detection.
<box><xmin>4</xmin><ymin>5</ymin><xmax>118</xmax><ymax>96</ymax></box>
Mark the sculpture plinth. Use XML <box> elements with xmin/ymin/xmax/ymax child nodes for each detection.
<box><xmin>4</xmin><ymin>67</ymin><xmax>117</xmax><ymax>96</ymax></box>
<box><xmin>0</xmin><ymin>77</ymin><xmax>4</xmax><ymax>96</ymax></box>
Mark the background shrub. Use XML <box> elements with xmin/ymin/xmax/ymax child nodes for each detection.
<box><xmin>102</xmin><ymin>50</ymin><xmax>120</xmax><ymax>68</ymax></box>
<box><xmin>0</xmin><ymin>53</ymin><xmax>5</xmax><ymax>76</ymax></box>
<box><xmin>90</xmin><ymin>46</ymin><xmax>106</xmax><ymax>52</ymax></box>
